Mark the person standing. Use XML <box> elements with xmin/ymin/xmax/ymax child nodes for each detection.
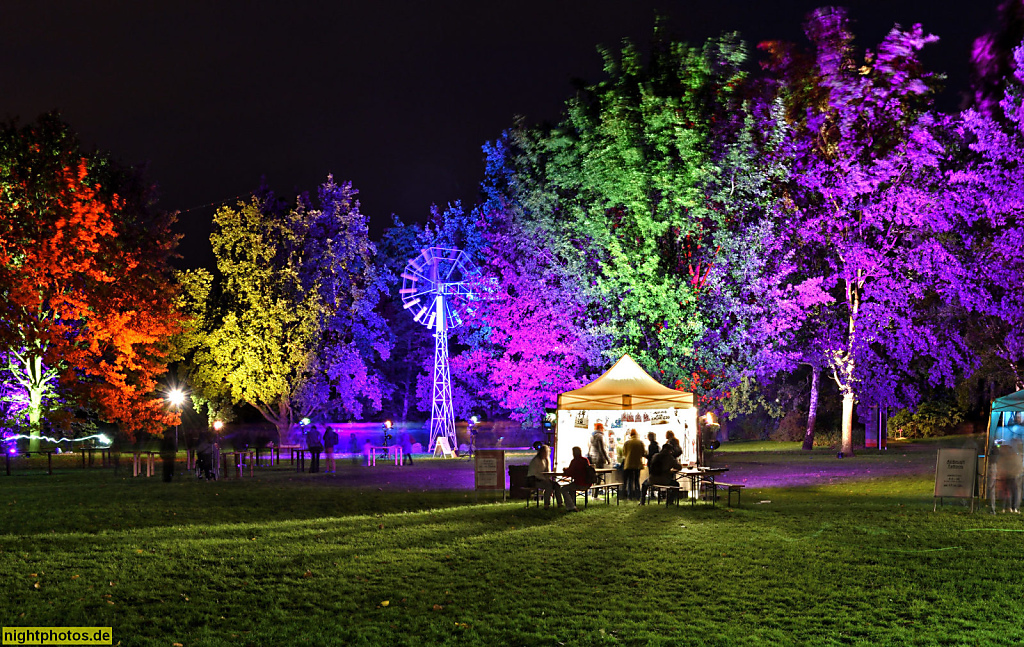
<box><xmin>589</xmin><ymin>424</ymin><xmax>610</xmax><ymax>469</ymax></box>
<box><xmin>607</xmin><ymin>429</ymin><xmax>618</xmax><ymax>467</ymax></box>
<box><xmin>664</xmin><ymin>430</ymin><xmax>681</xmax><ymax>454</ymax></box>
<box><xmin>647</xmin><ymin>431</ymin><xmax>660</xmax><ymax>466</ymax></box>
<box><xmin>560</xmin><ymin>446</ymin><xmax>594</xmax><ymax>512</ymax></box>
<box><xmin>323</xmin><ymin>425</ymin><xmax>339</xmax><ymax>474</ymax></box>
<box><xmin>160</xmin><ymin>429</ymin><xmax>176</xmax><ymax>482</ymax></box>
<box><xmin>997</xmin><ymin>440</ymin><xmax>1023</xmax><ymax>513</ymax></box>
<box><xmin>400</xmin><ymin>430</ymin><xmax>414</xmax><ymax>465</ymax></box>
<box><xmin>526</xmin><ymin>444</ymin><xmax>562</xmax><ymax>508</ymax></box>
<box><xmin>621</xmin><ymin>429</ymin><xmax>645</xmax><ymax>501</ymax></box>
<box><xmin>306</xmin><ymin>424</ymin><xmax>323</xmax><ymax>473</ymax></box>
<box><xmin>348</xmin><ymin>433</ymin><xmax>359</xmax><ymax>465</ymax></box>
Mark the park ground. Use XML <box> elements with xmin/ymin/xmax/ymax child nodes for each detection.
<box><xmin>1</xmin><ymin>438</ymin><xmax>1022</xmax><ymax>647</ymax></box>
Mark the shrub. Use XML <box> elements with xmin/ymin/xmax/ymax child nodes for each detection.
<box><xmin>770</xmin><ymin>410</ymin><xmax>806</xmax><ymax>442</ymax></box>
<box><xmin>888</xmin><ymin>401</ymin><xmax>965</xmax><ymax>438</ymax></box>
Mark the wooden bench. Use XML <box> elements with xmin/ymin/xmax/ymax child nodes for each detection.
<box><xmin>704</xmin><ymin>481</ymin><xmax>745</xmax><ymax>507</ymax></box>
<box><xmin>648</xmin><ymin>483</ymin><xmax>684</xmax><ymax>506</ymax></box>
<box><xmin>584</xmin><ymin>482</ymin><xmax>619</xmax><ymax>506</ymax></box>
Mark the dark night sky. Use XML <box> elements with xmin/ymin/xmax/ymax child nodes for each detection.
<box><xmin>0</xmin><ymin>1</ymin><xmax>999</xmax><ymax>269</ymax></box>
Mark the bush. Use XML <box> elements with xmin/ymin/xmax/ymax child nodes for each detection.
<box><xmin>770</xmin><ymin>410</ymin><xmax>806</xmax><ymax>442</ymax></box>
<box><xmin>888</xmin><ymin>401</ymin><xmax>965</xmax><ymax>438</ymax></box>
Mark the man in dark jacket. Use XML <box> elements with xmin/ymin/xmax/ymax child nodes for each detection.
<box><xmin>306</xmin><ymin>425</ymin><xmax>323</xmax><ymax>473</ymax></box>
<box><xmin>640</xmin><ymin>444</ymin><xmax>682</xmax><ymax>504</ymax></box>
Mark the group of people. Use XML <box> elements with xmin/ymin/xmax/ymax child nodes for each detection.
<box><xmin>989</xmin><ymin>439</ymin><xmax>1024</xmax><ymax>513</ymax></box>
<box><xmin>526</xmin><ymin>423</ymin><xmax>688</xmax><ymax>511</ymax></box>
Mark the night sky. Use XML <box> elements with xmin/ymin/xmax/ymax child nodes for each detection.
<box><xmin>1</xmin><ymin>1</ymin><xmax>999</xmax><ymax>269</ymax></box>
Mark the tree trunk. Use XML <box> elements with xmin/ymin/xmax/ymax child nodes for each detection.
<box><xmin>840</xmin><ymin>391</ymin><xmax>855</xmax><ymax>456</ymax></box>
<box><xmin>27</xmin><ymin>383</ymin><xmax>43</xmax><ymax>453</ymax></box>
<box><xmin>26</xmin><ymin>355</ymin><xmax>44</xmax><ymax>453</ymax></box>
<box><xmin>802</xmin><ymin>364</ymin><xmax>821</xmax><ymax>451</ymax></box>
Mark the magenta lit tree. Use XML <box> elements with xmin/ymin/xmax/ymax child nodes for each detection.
<box><xmin>764</xmin><ymin>9</ymin><xmax>975</xmax><ymax>455</ymax></box>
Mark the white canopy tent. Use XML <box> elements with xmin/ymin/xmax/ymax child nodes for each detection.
<box><xmin>554</xmin><ymin>355</ymin><xmax>699</xmax><ymax>469</ymax></box>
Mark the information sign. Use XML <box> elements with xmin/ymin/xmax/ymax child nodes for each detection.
<box><xmin>934</xmin><ymin>448</ymin><xmax>978</xmax><ymax>511</ymax></box>
<box><xmin>475</xmin><ymin>449</ymin><xmax>505</xmax><ymax>491</ymax></box>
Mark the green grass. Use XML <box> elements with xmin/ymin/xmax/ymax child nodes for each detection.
<box><xmin>2</xmin><ymin>452</ymin><xmax>1022</xmax><ymax>646</ymax></box>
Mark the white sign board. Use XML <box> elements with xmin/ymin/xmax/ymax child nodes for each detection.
<box><xmin>934</xmin><ymin>448</ymin><xmax>977</xmax><ymax>499</ymax></box>
<box><xmin>474</xmin><ymin>450</ymin><xmax>505</xmax><ymax>490</ymax></box>
<box><xmin>433</xmin><ymin>437</ymin><xmax>455</xmax><ymax>458</ymax></box>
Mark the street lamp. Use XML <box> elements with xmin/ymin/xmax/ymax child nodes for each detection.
<box><xmin>168</xmin><ymin>388</ymin><xmax>186</xmax><ymax>449</ymax></box>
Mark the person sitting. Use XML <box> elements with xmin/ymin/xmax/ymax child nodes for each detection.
<box><xmin>561</xmin><ymin>446</ymin><xmax>594</xmax><ymax>512</ymax></box>
<box><xmin>640</xmin><ymin>444</ymin><xmax>683</xmax><ymax>505</ymax></box>
<box><xmin>589</xmin><ymin>423</ymin><xmax>610</xmax><ymax>469</ymax></box>
<box><xmin>621</xmin><ymin>429</ymin><xmax>645</xmax><ymax>500</ymax></box>
<box><xmin>526</xmin><ymin>444</ymin><xmax>562</xmax><ymax>509</ymax></box>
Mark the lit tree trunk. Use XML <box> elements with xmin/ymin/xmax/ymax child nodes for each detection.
<box><xmin>802</xmin><ymin>363</ymin><xmax>821</xmax><ymax>451</ymax></box>
<box><xmin>840</xmin><ymin>391</ymin><xmax>855</xmax><ymax>456</ymax></box>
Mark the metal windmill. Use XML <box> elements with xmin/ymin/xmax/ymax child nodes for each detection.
<box><xmin>400</xmin><ymin>247</ymin><xmax>479</xmax><ymax>453</ymax></box>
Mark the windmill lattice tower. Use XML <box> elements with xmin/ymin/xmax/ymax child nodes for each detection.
<box><xmin>400</xmin><ymin>247</ymin><xmax>478</xmax><ymax>453</ymax></box>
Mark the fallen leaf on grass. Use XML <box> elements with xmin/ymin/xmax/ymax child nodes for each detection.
<box><xmin>380</xmin><ymin>600</ymin><xmax>390</xmax><ymax>607</ymax></box>
<box><xmin>173</xmin><ymin>643</ymin><xmax>183</xmax><ymax>646</ymax></box>
<box><xmin>432</xmin><ymin>604</ymin><xmax>444</xmax><ymax>611</ymax></box>
<box><xmin>71</xmin><ymin>575</ymin><xmax>79</xmax><ymax>580</ymax></box>
<box><xmin>33</xmin><ymin>582</ymin><xmax>40</xmax><ymax>590</ymax></box>
<box><xmin>302</xmin><ymin>571</ymin><xmax>313</xmax><ymax>578</ymax></box>
<box><xmin>106</xmin><ymin>600</ymin><xmax>114</xmax><ymax>605</ymax></box>
<box><xmin>30</xmin><ymin>573</ymin><xmax>37</xmax><ymax>577</ymax></box>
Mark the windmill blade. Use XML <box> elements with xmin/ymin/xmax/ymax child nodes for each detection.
<box><xmin>402</xmin><ymin>298</ymin><xmax>421</xmax><ymax>310</ymax></box>
<box><xmin>413</xmin><ymin>306</ymin><xmax>428</xmax><ymax>323</ymax></box>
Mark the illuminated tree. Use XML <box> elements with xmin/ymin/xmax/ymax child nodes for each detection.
<box><xmin>763</xmin><ymin>9</ymin><xmax>972</xmax><ymax>455</ymax></box>
<box><xmin>0</xmin><ymin>114</ymin><xmax>183</xmax><ymax>446</ymax></box>
<box><xmin>182</xmin><ymin>177</ymin><xmax>390</xmax><ymax>439</ymax></box>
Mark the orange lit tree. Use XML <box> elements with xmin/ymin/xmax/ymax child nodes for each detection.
<box><xmin>0</xmin><ymin>115</ymin><xmax>183</xmax><ymax>447</ymax></box>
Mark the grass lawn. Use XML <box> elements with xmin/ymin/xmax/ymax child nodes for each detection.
<box><xmin>1</xmin><ymin>447</ymin><xmax>1022</xmax><ymax>646</ymax></box>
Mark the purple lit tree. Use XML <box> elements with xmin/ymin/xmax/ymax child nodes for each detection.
<box><xmin>948</xmin><ymin>42</ymin><xmax>1024</xmax><ymax>392</ymax></box>
<box><xmin>764</xmin><ymin>9</ymin><xmax>974</xmax><ymax>455</ymax></box>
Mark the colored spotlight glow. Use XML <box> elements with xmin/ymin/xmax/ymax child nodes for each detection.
<box><xmin>2</xmin><ymin>433</ymin><xmax>112</xmax><ymax>446</ymax></box>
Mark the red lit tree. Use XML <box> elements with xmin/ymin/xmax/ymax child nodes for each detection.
<box><xmin>0</xmin><ymin>115</ymin><xmax>183</xmax><ymax>446</ymax></box>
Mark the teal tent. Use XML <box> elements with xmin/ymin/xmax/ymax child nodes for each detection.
<box><xmin>984</xmin><ymin>391</ymin><xmax>1024</xmax><ymax>494</ymax></box>
<box><xmin>988</xmin><ymin>390</ymin><xmax>1024</xmax><ymax>450</ymax></box>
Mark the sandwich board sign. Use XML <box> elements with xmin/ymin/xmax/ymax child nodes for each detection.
<box><xmin>933</xmin><ymin>448</ymin><xmax>978</xmax><ymax>512</ymax></box>
<box><xmin>432</xmin><ymin>437</ymin><xmax>456</xmax><ymax>458</ymax></box>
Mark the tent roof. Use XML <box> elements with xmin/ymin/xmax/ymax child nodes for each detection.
<box><xmin>557</xmin><ymin>354</ymin><xmax>694</xmax><ymax>410</ymax></box>
<box><xmin>994</xmin><ymin>390</ymin><xmax>1024</xmax><ymax>412</ymax></box>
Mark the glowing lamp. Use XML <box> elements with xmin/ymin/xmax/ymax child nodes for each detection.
<box><xmin>470</xmin><ymin>416</ymin><xmax>478</xmax><ymax>425</ymax></box>
<box><xmin>384</xmin><ymin>420</ymin><xmax>393</xmax><ymax>429</ymax></box>
<box><xmin>213</xmin><ymin>420</ymin><xmax>224</xmax><ymax>432</ymax></box>
<box><xmin>168</xmin><ymin>389</ymin><xmax>186</xmax><ymax>407</ymax></box>
<box><xmin>300</xmin><ymin>417</ymin><xmax>311</xmax><ymax>426</ymax></box>
<box><xmin>705</xmin><ymin>412</ymin><xmax>715</xmax><ymax>425</ymax></box>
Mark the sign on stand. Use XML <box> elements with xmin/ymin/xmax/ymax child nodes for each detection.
<box><xmin>934</xmin><ymin>448</ymin><xmax>978</xmax><ymax>512</ymax></box>
<box><xmin>433</xmin><ymin>437</ymin><xmax>455</xmax><ymax>458</ymax></box>
<box><xmin>475</xmin><ymin>449</ymin><xmax>505</xmax><ymax>499</ymax></box>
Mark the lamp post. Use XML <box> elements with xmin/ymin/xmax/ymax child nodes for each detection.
<box><xmin>168</xmin><ymin>388</ymin><xmax>186</xmax><ymax>450</ymax></box>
